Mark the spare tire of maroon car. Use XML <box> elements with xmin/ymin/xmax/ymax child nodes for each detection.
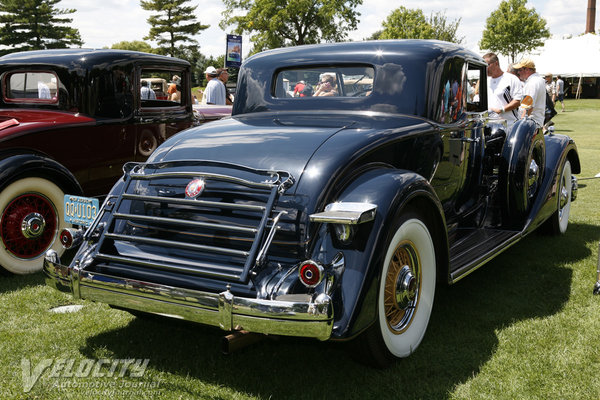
<box><xmin>356</xmin><ymin>210</ymin><xmax>436</xmax><ymax>367</ymax></box>
<box><xmin>138</xmin><ymin>129</ymin><xmax>158</xmax><ymax>157</ymax></box>
<box><xmin>0</xmin><ymin>177</ymin><xmax>70</xmax><ymax>274</ymax></box>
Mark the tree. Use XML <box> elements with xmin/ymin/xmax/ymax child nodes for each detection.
<box><xmin>220</xmin><ymin>0</ymin><xmax>362</xmax><ymax>54</ymax></box>
<box><xmin>140</xmin><ymin>0</ymin><xmax>209</xmax><ymax>58</ymax></box>
<box><xmin>374</xmin><ymin>7</ymin><xmax>463</xmax><ymax>44</ymax></box>
<box><xmin>480</xmin><ymin>0</ymin><xmax>550</xmax><ymax>62</ymax></box>
<box><xmin>0</xmin><ymin>0</ymin><xmax>82</xmax><ymax>55</ymax></box>
<box><xmin>110</xmin><ymin>40</ymin><xmax>156</xmax><ymax>53</ymax></box>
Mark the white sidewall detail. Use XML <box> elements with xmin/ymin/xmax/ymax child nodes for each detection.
<box><xmin>378</xmin><ymin>218</ymin><xmax>436</xmax><ymax>358</ymax></box>
<box><xmin>0</xmin><ymin>177</ymin><xmax>69</xmax><ymax>274</ymax></box>
<box><xmin>558</xmin><ymin>160</ymin><xmax>572</xmax><ymax>234</ymax></box>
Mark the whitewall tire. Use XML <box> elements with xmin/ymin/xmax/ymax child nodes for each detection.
<box><xmin>377</xmin><ymin>216</ymin><xmax>436</xmax><ymax>357</ymax></box>
<box><xmin>0</xmin><ymin>177</ymin><xmax>69</xmax><ymax>274</ymax></box>
<box><xmin>355</xmin><ymin>211</ymin><xmax>437</xmax><ymax>367</ymax></box>
<box><xmin>546</xmin><ymin>159</ymin><xmax>572</xmax><ymax>235</ymax></box>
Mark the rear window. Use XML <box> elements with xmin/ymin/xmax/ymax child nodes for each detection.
<box><xmin>3</xmin><ymin>71</ymin><xmax>59</xmax><ymax>104</ymax></box>
<box><xmin>274</xmin><ymin>66</ymin><xmax>374</xmax><ymax>99</ymax></box>
<box><xmin>140</xmin><ymin>68</ymin><xmax>187</xmax><ymax>108</ymax></box>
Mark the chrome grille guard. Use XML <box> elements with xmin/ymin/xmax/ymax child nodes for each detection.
<box><xmin>91</xmin><ymin>160</ymin><xmax>295</xmax><ymax>284</ymax></box>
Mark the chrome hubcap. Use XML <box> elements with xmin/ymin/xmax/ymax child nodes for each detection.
<box><xmin>21</xmin><ymin>213</ymin><xmax>46</xmax><ymax>239</ymax></box>
<box><xmin>385</xmin><ymin>241</ymin><xmax>421</xmax><ymax>334</ymax></box>
<box><xmin>528</xmin><ymin>159</ymin><xmax>540</xmax><ymax>197</ymax></box>
<box><xmin>558</xmin><ymin>177</ymin><xmax>569</xmax><ymax>219</ymax></box>
<box><xmin>395</xmin><ymin>265</ymin><xmax>417</xmax><ymax>309</ymax></box>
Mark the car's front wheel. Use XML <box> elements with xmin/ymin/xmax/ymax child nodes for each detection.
<box><xmin>355</xmin><ymin>210</ymin><xmax>436</xmax><ymax>367</ymax></box>
<box><xmin>0</xmin><ymin>177</ymin><xmax>69</xmax><ymax>274</ymax></box>
<box><xmin>544</xmin><ymin>159</ymin><xmax>572</xmax><ymax>235</ymax></box>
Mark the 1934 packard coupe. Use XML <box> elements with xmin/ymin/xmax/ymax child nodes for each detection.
<box><xmin>44</xmin><ymin>41</ymin><xmax>580</xmax><ymax>367</ymax></box>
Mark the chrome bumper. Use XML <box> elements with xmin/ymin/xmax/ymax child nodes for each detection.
<box><xmin>43</xmin><ymin>250</ymin><xmax>333</xmax><ymax>340</ymax></box>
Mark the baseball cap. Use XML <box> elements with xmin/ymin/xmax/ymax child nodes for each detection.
<box><xmin>204</xmin><ymin>66</ymin><xmax>217</xmax><ymax>76</ymax></box>
<box><xmin>513</xmin><ymin>58</ymin><xmax>536</xmax><ymax>70</ymax></box>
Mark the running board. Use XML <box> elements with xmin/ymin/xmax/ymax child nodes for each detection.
<box><xmin>449</xmin><ymin>228</ymin><xmax>521</xmax><ymax>284</ymax></box>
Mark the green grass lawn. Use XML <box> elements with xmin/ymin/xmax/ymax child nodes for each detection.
<box><xmin>2</xmin><ymin>99</ymin><xmax>600</xmax><ymax>399</ymax></box>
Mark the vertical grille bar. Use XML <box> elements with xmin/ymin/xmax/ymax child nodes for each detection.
<box><xmin>239</xmin><ymin>185</ymin><xmax>279</xmax><ymax>282</ymax></box>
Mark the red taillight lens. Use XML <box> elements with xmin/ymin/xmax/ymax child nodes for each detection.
<box><xmin>60</xmin><ymin>229</ymin><xmax>73</xmax><ymax>248</ymax></box>
<box><xmin>299</xmin><ymin>261</ymin><xmax>324</xmax><ymax>288</ymax></box>
<box><xmin>59</xmin><ymin>228</ymin><xmax>82</xmax><ymax>249</ymax></box>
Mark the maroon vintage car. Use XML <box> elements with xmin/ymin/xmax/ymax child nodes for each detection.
<box><xmin>0</xmin><ymin>49</ymin><xmax>229</xmax><ymax>274</ymax></box>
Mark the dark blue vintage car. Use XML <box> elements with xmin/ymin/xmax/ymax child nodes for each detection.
<box><xmin>44</xmin><ymin>40</ymin><xmax>580</xmax><ymax>366</ymax></box>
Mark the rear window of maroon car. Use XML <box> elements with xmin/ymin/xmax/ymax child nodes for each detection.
<box><xmin>4</xmin><ymin>71</ymin><xmax>59</xmax><ymax>104</ymax></box>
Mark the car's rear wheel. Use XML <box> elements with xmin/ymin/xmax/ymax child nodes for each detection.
<box><xmin>355</xmin><ymin>211</ymin><xmax>436</xmax><ymax>367</ymax></box>
<box><xmin>544</xmin><ymin>159</ymin><xmax>572</xmax><ymax>235</ymax></box>
<box><xmin>0</xmin><ymin>177</ymin><xmax>69</xmax><ymax>274</ymax></box>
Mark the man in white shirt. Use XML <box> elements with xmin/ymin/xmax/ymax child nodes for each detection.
<box><xmin>513</xmin><ymin>58</ymin><xmax>546</xmax><ymax>127</ymax></box>
<box><xmin>204</xmin><ymin>68</ymin><xmax>228</xmax><ymax>105</ymax></box>
<box><xmin>483</xmin><ymin>53</ymin><xmax>523</xmax><ymax>130</ymax></box>
<box><xmin>140</xmin><ymin>80</ymin><xmax>156</xmax><ymax>100</ymax></box>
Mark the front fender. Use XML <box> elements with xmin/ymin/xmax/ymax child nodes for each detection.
<box><xmin>0</xmin><ymin>150</ymin><xmax>82</xmax><ymax>195</ymax></box>
<box><xmin>500</xmin><ymin>118</ymin><xmax>545</xmax><ymax>222</ymax></box>
<box><xmin>525</xmin><ymin>133</ymin><xmax>580</xmax><ymax>234</ymax></box>
<box><xmin>307</xmin><ymin>168</ymin><xmax>447</xmax><ymax>339</ymax></box>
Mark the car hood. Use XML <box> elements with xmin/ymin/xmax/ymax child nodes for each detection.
<box><xmin>149</xmin><ymin>112</ymin><xmax>432</xmax><ymax>195</ymax></box>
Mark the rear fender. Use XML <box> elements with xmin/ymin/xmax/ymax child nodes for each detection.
<box><xmin>500</xmin><ymin>118</ymin><xmax>545</xmax><ymax>223</ymax></box>
<box><xmin>0</xmin><ymin>150</ymin><xmax>82</xmax><ymax>195</ymax></box>
<box><xmin>307</xmin><ymin>168</ymin><xmax>447</xmax><ymax>339</ymax></box>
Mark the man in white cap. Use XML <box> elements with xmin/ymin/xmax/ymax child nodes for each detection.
<box><xmin>513</xmin><ymin>58</ymin><xmax>546</xmax><ymax>127</ymax></box>
<box><xmin>200</xmin><ymin>66</ymin><xmax>218</xmax><ymax>105</ymax></box>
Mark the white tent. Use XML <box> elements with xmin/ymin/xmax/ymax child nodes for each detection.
<box><xmin>531</xmin><ymin>34</ymin><xmax>600</xmax><ymax>78</ymax></box>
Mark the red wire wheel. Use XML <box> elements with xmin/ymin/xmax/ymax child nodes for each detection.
<box><xmin>0</xmin><ymin>193</ymin><xmax>57</xmax><ymax>259</ymax></box>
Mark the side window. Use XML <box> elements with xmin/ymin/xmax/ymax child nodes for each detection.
<box><xmin>438</xmin><ymin>58</ymin><xmax>465</xmax><ymax>123</ymax></box>
<box><xmin>3</xmin><ymin>71</ymin><xmax>59</xmax><ymax>103</ymax></box>
<box><xmin>466</xmin><ymin>63</ymin><xmax>487</xmax><ymax>112</ymax></box>
<box><xmin>93</xmin><ymin>67</ymin><xmax>134</xmax><ymax>118</ymax></box>
<box><xmin>140</xmin><ymin>68</ymin><xmax>186</xmax><ymax>107</ymax></box>
<box><xmin>274</xmin><ymin>66</ymin><xmax>374</xmax><ymax>98</ymax></box>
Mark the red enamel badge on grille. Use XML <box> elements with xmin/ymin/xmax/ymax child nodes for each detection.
<box><xmin>185</xmin><ymin>179</ymin><xmax>205</xmax><ymax>198</ymax></box>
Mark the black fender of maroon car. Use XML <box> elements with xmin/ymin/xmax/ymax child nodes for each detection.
<box><xmin>0</xmin><ymin>149</ymin><xmax>82</xmax><ymax>195</ymax></box>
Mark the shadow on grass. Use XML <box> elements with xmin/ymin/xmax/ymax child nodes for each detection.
<box><xmin>0</xmin><ymin>270</ymin><xmax>45</xmax><ymax>294</ymax></box>
<box><xmin>81</xmin><ymin>222</ymin><xmax>600</xmax><ymax>399</ymax></box>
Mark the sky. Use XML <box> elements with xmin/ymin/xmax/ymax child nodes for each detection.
<box><xmin>60</xmin><ymin>0</ymin><xmax>594</xmax><ymax>59</ymax></box>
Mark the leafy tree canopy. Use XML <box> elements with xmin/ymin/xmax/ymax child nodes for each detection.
<box><xmin>373</xmin><ymin>6</ymin><xmax>463</xmax><ymax>44</ymax></box>
<box><xmin>0</xmin><ymin>0</ymin><xmax>82</xmax><ymax>55</ymax></box>
<box><xmin>480</xmin><ymin>0</ymin><xmax>550</xmax><ymax>62</ymax></box>
<box><xmin>220</xmin><ymin>0</ymin><xmax>362</xmax><ymax>54</ymax></box>
<box><xmin>141</xmin><ymin>0</ymin><xmax>209</xmax><ymax>58</ymax></box>
<box><xmin>110</xmin><ymin>40</ymin><xmax>156</xmax><ymax>53</ymax></box>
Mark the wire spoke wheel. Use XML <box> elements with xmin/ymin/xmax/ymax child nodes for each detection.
<box><xmin>1</xmin><ymin>193</ymin><xmax>57</xmax><ymax>258</ymax></box>
<box><xmin>0</xmin><ymin>177</ymin><xmax>70</xmax><ymax>274</ymax></box>
<box><xmin>354</xmin><ymin>211</ymin><xmax>436</xmax><ymax>367</ymax></box>
<box><xmin>383</xmin><ymin>240</ymin><xmax>420</xmax><ymax>334</ymax></box>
